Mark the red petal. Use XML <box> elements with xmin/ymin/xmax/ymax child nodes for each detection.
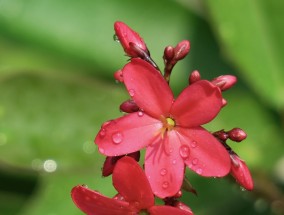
<box><xmin>144</xmin><ymin>132</ymin><xmax>184</xmax><ymax>198</ymax></box>
<box><xmin>176</xmin><ymin>127</ymin><xmax>231</xmax><ymax>177</ymax></box>
<box><xmin>122</xmin><ymin>58</ymin><xmax>174</xmax><ymax>119</ymax></box>
<box><xmin>113</xmin><ymin>157</ymin><xmax>154</xmax><ymax>210</ymax></box>
<box><xmin>149</xmin><ymin>205</ymin><xmax>193</xmax><ymax>215</ymax></box>
<box><xmin>71</xmin><ymin>185</ymin><xmax>133</xmax><ymax>215</ymax></box>
<box><xmin>230</xmin><ymin>154</ymin><xmax>254</xmax><ymax>190</ymax></box>
<box><xmin>95</xmin><ymin>113</ymin><xmax>162</xmax><ymax>156</ymax></box>
<box><xmin>171</xmin><ymin>80</ymin><xmax>222</xmax><ymax>127</ymax></box>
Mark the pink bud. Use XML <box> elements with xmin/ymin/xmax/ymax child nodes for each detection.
<box><xmin>230</xmin><ymin>154</ymin><xmax>254</xmax><ymax>190</ymax></box>
<box><xmin>228</xmin><ymin>128</ymin><xmax>247</xmax><ymax>142</ymax></box>
<box><xmin>211</xmin><ymin>75</ymin><xmax>237</xmax><ymax>91</ymax></box>
<box><xmin>173</xmin><ymin>40</ymin><xmax>190</xmax><ymax>61</ymax></box>
<box><xmin>114</xmin><ymin>21</ymin><xmax>148</xmax><ymax>57</ymax></box>
<box><xmin>120</xmin><ymin>99</ymin><xmax>139</xmax><ymax>113</ymax></box>
<box><xmin>188</xmin><ymin>70</ymin><xmax>201</xmax><ymax>84</ymax></box>
<box><xmin>114</xmin><ymin>69</ymin><xmax>123</xmax><ymax>82</ymax></box>
<box><xmin>213</xmin><ymin>129</ymin><xmax>229</xmax><ymax>141</ymax></box>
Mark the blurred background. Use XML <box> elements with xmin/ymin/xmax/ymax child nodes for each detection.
<box><xmin>0</xmin><ymin>0</ymin><xmax>284</xmax><ymax>214</ymax></box>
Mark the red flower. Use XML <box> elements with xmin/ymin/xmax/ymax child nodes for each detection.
<box><xmin>71</xmin><ymin>157</ymin><xmax>193</xmax><ymax>215</ymax></box>
<box><xmin>95</xmin><ymin>58</ymin><xmax>231</xmax><ymax>198</ymax></box>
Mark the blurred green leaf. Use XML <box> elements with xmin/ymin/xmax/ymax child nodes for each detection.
<box><xmin>205</xmin><ymin>0</ymin><xmax>284</xmax><ymax>109</ymax></box>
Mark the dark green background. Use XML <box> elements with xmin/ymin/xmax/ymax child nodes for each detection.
<box><xmin>0</xmin><ymin>0</ymin><xmax>283</xmax><ymax>214</ymax></box>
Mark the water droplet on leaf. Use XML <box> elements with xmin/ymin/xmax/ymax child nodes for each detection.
<box><xmin>179</xmin><ymin>145</ymin><xmax>190</xmax><ymax>159</ymax></box>
<box><xmin>112</xmin><ymin>132</ymin><xmax>123</xmax><ymax>144</ymax></box>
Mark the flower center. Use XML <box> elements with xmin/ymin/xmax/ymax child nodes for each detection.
<box><xmin>165</xmin><ymin>117</ymin><xmax>176</xmax><ymax>131</ymax></box>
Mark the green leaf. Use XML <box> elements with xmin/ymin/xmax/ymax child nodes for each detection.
<box><xmin>205</xmin><ymin>0</ymin><xmax>284</xmax><ymax>109</ymax></box>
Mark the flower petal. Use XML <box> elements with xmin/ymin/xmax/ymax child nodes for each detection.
<box><xmin>176</xmin><ymin>127</ymin><xmax>231</xmax><ymax>177</ymax></box>
<box><xmin>95</xmin><ymin>112</ymin><xmax>162</xmax><ymax>156</ymax></box>
<box><xmin>122</xmin><ymin>58</ymin><xmax>174</xmax><ymax>119</ymax></box>
<box><xmin>144</xmin><ymin>132</ymin><xmax>184</xmax><ymax>198</ymax></box>
<box><xmin>230</xmin><ymin>154</ymin><xmax>254</xmax><ymax>190</ymax></box>
<box><xmin>171</xmin><ymin>80</ymin><xmax>222</xmax><ymax>127</ymax></box>
<box><xmin>71</xmin><ymin>185</ymin><xmax>133</xmax><ymax>215</ymax></box>
<box><xmin>113</xmin><ymin>157</ymin><xmax>154</xmax><ymax>210</ymax></box>
<box><xmin>148</xmin><ymin>205</ymin><xmax>193</xmax><ymax>215</ymax></box>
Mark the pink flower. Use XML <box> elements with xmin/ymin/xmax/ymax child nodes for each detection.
<box><xmin>71</xmin><ymin>157</ymin><xmax>193</xmax><ymax>215</ymax></box>
<box><xmin>95</xmin><ymin>58</ymin><xmax>231</xmax><ymax>198</ymax></box>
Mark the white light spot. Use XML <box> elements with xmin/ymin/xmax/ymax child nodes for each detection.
<box><xmin>43</xmin><ymin>159</ymin><xmax>57</xmax><ymax>173</ymax></box>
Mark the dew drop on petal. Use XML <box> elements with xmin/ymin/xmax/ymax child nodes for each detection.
<box><xmin>99</xmin><ymin>148</ymin><xmax>105</xmax><ymax>154</ymax></box>
<box><xmin>162</xmin><ymin>181</ymin><xmax>169</xmax><ymax>189</ymax></box>
<box><xmin>137</xmin><ymin>111</ymin><xmax>144</xmax><ymax>117</ymax></box>
<box><xmin>192</xmin><ymin>158</ymin><xmax>199</xmax><ymax>165</ymax></box>
<box><xmin>196</xmin><ymin>168</ymin><xmax>203</xmax><ymax>175</ymax></box>
<box><xmin>190</xmin><ymin>141</ymin><xmax>197</xmax><ymax>148</ymax></box>
<box><xmin>99</xmin><ymin>128</ymin><xmax>106</xmax><ymax>137</ymax></box>
<box><xmin>112</xmin><ymin>132</ymin><xmax>123</xmax><ymax>144</ymax></box>
<box><xmin>179</xmin><ymin>145</ymin><xmax>190</xmax><ymax>159</ymax></box>
<box><xmin>129</xmin><ymin>89</ymin><xmax>135</xmax><ymax>97</ymax></box>
<box><xmin>160</xmin><ymin>168</ymin><xmax>167</xmax><ymax>176</ymax></box>
<box><xmin>172</xmin><ymin>159</ymin><xmax>177</xmax><ymax>165</ymax></box>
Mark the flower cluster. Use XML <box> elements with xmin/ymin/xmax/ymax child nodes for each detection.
<box><xmin>71</xmin><ymin>21</ymin><xmax>253</xmax><ymax>215</ymax></box>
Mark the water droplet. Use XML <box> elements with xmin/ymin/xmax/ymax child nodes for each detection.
<box><xmin>129</xmin><ymin>89</ymin><xmax>135</xmax><ymax>97</ymax></box>
<box><xmin>191</xmin><ymin>141</ymin><xmax>197</xmax><ymax>148</ymax></box>
<box><xmin>196</xmin><ymin>168</ymin><xmax>203</xmax><ymax>175</ymax></box>
<box><xmin>112</xmin><ymin>132</ymin><xmax>123</xmax><ymax>144</ymax></box>
<box><xmin>99</xmin><ymin>148</ymin><xmax>105</xmax><ymax>154</ymax></box>
<box><xmin>192</xmin><ymin>158</ymin><xmax>199</xmax><ymax>165</ymax></box>
<box><xmin>137</xmin><ymin>111</ymin><xmax>144</xmax><ymax>117</ymax></box>
<box><xmin>113</xmin><ymin>34</ymin><xmax>120</xmax><ymax>42</ymax></box>
<box><xmin>179</xmin><ymin>145</ymin><xmax>190</xmax><ymax>159</ymax></box>
<box><xmin>43</xmin><ymin>159</ymin><xmax>57</xmax><ymax>173</ymax></box>
<box><xmin>82</xmin><ymin>184</ymin><xmax>88</xmax><ymax>188</ymax></box>
<box><xmin>99</xmin><ymin>128</ymin><xmax>106</xmax><ymax>137</ymax></box>
<box><xmin>160</xmin><ymin>168</ymin><xmax>167</xmax><ymax>176</ymax></box>
<box><xmin>240</xmin><ymin>186</ymin><xmax>246</xmax><ymax>191</ymax></box>
<box><xmin>172</xmin><ymin>159</ymin><xmax>177</xmax><ymax>165</ymax></box>
<box><xmin>102</xmin><ymin>120</ymin><xmax>112</xmax><ymax>128</ymax></box>
<box><xmin>162</xmin><ymin>181</ymin><xmax>169</xmax><ymax>189</ymax></box>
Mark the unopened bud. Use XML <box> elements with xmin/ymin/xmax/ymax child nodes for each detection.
<box><xmin>213</xmin><ymin>129</ymin><xmax>229</xmax><ymax>141</ymax></box>
<box><xmin>120</xmin><ymin>99</ymin><xmax>139</xmax><ymax>113</ymax></box>
<box><xmin>163</xmin><ymin>46</ymin><xmax>175</xmax><ymax>62</ymax></box>
<box><xmin>173</xmin><ymin>40</ymin><xmax>190</xmax><ymax>61</ymax></box>
<box><xmin>230</xmin><ymin>154</ymin><xmax>254</xmax><ymax>191</ymax></box>
<box><xmin>228</xmin><ymin>128</ymin><xmax>247</xmax><ymax>142</ymax></box>
<box><xmin>114</xmin><ymin>21</ymin><xmax>148</xmax><ymax>57</ymax></box>
<box><xmin>211</xmin><ymin>75</ymin><xmax>237</xmax><ymax>91</ymax></box>
<box><xmin>114</xmin><ymin>70</ymin><xmax>123</xmax><ymax>82</ymax></box>
<box><xmin>188</xmin><ymin>70</ymin><xmax>201</xmax><ymax>84</ymax></box>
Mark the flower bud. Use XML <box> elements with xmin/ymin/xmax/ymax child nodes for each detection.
<box><xmin>228</xmin><ymin>128</ymin><xmax>247</xmax><ymax>142</ymax></box>
<box><xmin>114</xmin><ymin>21</ymin><xmax>148</xmax><ymax>58</ymax></box>
<box><xmin>211</xmin><ymin>75</ymin><xmax>237</xmax><ymax>91</ymax></box>
<box><xmin>230</xmin><ymin>154</ymin><xmax>254</xmax><ymax>190</ymax></box>
<box><xmin>213</xmin><ymin>129</ymin><xmax>229</xmax><ymax>141</ymax></box>
<box><xmin>163</xmin><ymin>46</ymin><xmax>175</xmax><ymax>62</ymax></box>
<box><xmin>120</xmin><ymin>99</ymin><xmax>139</xmax><ymax>113</ymax></box>
<box><xmin>114</xmin><ymin>69</ymin><xmax>123</xmax><ymax>82</ymax></box>
<box><xmin>173</xmin><ymin>40</ymin><xmax>190</xmax><ymax>61</ymax></box>
<box><xmin>188</xmin><ymin>70</ymin><xmax>201</xmax><ymax>84</ymax></box>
